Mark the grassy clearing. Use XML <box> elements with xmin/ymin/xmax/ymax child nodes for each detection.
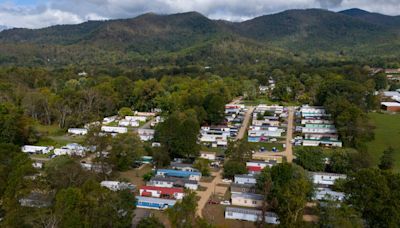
<box><xmin>34</xmin><ymin>123</ymin><xmax>84</xmax><ymax>147</ymax></box>
<box><xmin>200</xmin><ymin>145</ymin><xmax>226</xmax><ymax>155</ymax></box>
<box><xmin>367</xmin><ymin>113</ymin><xmax>400</xmax><ymax>171</ymax></box>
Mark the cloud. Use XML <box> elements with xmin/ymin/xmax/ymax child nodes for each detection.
<box><xmin>0</xmin><ymin>0</ymin><xmax>400</xmax><ymax>29</ymax></box>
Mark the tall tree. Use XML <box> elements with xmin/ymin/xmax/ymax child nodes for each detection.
<box><xmin>110</xmin><ymin>132</ymin><xmax>144</xmax><ymax>171</ymax></box>
<box><xmin>379</xmin><ymin>147</ymin><xmax>395</xmax><ymax>170</ymax></box>
<box><xmin>294</xmin><ymin>147</ymin><xmax>326</xmax><ymax>171</ymax></box>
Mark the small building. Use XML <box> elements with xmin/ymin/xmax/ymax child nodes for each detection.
<box><xmin>225</xmin><ymin>207</ymin><xmax>279</xmax><ymax>224</ymax></box>
<box><xmin>135</xmin><ymin>196</ymin><xmax>176</xmax><ymax>210</ymax></box>
<box><xmin>381</xmin><ymin>102</ymin><xmax>400</xmax><ymax>112</ymax></box>
<box><xmin>21</xmin><ymin>145</ymin><xmax>53</xmax><ymax>154</ymax></box>
<box><xmin>68</xmin><ymin>128</ymin><xmax>88</xmax><ymax>135</ymax></box>
<box><xmin>310</xmin><ymin>172</ymin><xmax>347</xmax><ymax>187</ymax></box>
<box><xmin>100</xmin><ymin>181</ymin><xmax>136</xmax><ymax>191</ymax></box>
<box><xmin>234</xmin><ymin>174</ymin><xmax>257</xmax><ymax>185</ymax></box>
<box><xmin>80</xmin><ymin>162</ymin><xmax>112</xmax><ymax>175</ymax></box>
<box><xmin>230</xmin><ymin>183</ymin><xmax>256</xmax><ymax>194</ymax></box>
<box><xmin>170</xmin><ymin>162</ymin><xmax>198</xmax><ymax>172</ymax></box>
<box><xmin>139</xmin><ymin>186</ymin><xmax>184</xmax><ymax>200</ymax></box>
<box><xmin>156</xmin><ymin>169</ymin><xmax>201</xmax><ymax>181</ymax></box>
<box><xmin>148</xmin><ymin>176</ymin><xmax>198</xmax><ymax>190</ymax></box>
<box><xmin>200</xmin><ymin>151</ymin><xmax>216</xmax><ymax>161</ymax></box>
<box><xmin>231</xmin><ymin>193</ymin><xmax>264</xmax><ymax>208</ymax></box>
<box><xmin>101</xmin><ymin>126</ymin><xmax>128</xmax><ymax>134</ymax></box>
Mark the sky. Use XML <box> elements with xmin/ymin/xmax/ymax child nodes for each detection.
<box><xmin>1</xmin><ymin>0</ymin><xmax>400</xmax><ymax>29</ymax></box>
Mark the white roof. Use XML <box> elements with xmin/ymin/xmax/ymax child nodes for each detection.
<box><xmin>381</xmin><ymin>102</ymin><xmax>400</xmax><ymax>107</ymax></box>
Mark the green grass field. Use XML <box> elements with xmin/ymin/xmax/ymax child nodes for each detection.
<box><xmin>367</xmin><ymin>113</ymin><xmax>400</xmax><ymax>171</ymax></box>
<box><xmin>249</xmin><ymin>142</ymin><xmax>284</xmax><ymax>152</ymax></box>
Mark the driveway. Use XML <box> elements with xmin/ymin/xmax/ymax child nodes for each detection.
<box><xmin>196</xmin><ymin>169</ymin><xmax>226</xmax><ymax>218</ymax></box>
<box><xmin>236</xmin><ymin>106</ymin><xmax>255</xmax><ymax>140</ymax></box>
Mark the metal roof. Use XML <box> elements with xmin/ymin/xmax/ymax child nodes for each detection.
<box><xmin>226</xmin><ymin>206</ymin><xmax>277</xmax><ymax>217</ymax></box>
<box><xmin>231</xmin><ymin>193</ymin><xmax>264</xmax><ymax>200</ymax></box>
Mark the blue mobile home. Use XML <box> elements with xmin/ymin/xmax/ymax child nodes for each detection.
<box><xmin>135</xmin><ymin>196</ymin><xmax>176</xmax><ymax>210</ymax></box>
<box><xmin>156</xmin><ymin>169</ymin><xmax>202</xmax><ymax>181</ymax></box>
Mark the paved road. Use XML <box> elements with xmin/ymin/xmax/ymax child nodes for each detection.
<box><xmin>139</xmin><ymin>117</ymin><xmax>155</xmax><ymax>129</ymax></box>
<box><xmin>195</xmin><ymin>169</ymin><xmax>224</xmax><ymax>218</ymax></box>
<box><xmin>252</xmin><ymin>107</ymin><xmax>295</xmax><ymax>162</ymax></box>
<box><xmin>236</xmin><ymin>106</ymin><xmax>255</xmax><ymax>141</ymax></box>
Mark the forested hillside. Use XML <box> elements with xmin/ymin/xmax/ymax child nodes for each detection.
<box><xmin>1</xmin><ymin>9</ymin><xmax>400</xmax><ymax>70</ymax></box>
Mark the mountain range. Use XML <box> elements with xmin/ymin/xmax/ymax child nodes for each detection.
<box><xmin>0</xmin><ymin>8</ymin><xmax>399</xmax><ymax>68</ymax></box>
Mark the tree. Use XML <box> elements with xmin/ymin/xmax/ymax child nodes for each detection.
<box><xmin>258</xmin><ymin>163</ymin><xmax>313</xmax><ymax>227</ymax></box>
<box><xmin>137</xmin><ymin>216</ymin><xmax>165</xmax><ymax>228</ymax></box>
<box><xmin>110</xmin><ymin>132</ymin><xmax>144</xmax><ymax>171</ymax></box>
<box><xmin>223</xmin><ymin>160</ymin><xmax>247</xmax><ymax>179</ymax></box>
<box><xmin>118</xmin><ymin>107</ymin><xmax>134</xmax><ymax>117</ymax></box>
<box><xmin>193</xmin><ymin>158</ymin><xmax>210</xmax><ymax>176</ymax></box>
<box><xmin>294</xmin><ymin>147</ymin><xmax>326</xmax><ymax>171</ymax></box>
<box><xmin>157</xmin><ymin>111</ymin><xmax>200</xmax><ymax>159</ymax></box>
<box><xmin>319</xmin><ymin>201</ymin><xmax>363</xmax><ymax>228</ymax></box>
<box><xmin>344</xmin><ymin>168</ymin><xmax>400</xmax><ymax>227</ymax></box>
<box><xmin>55</xmin><ymin>187</ymin><xmax>85</xmax><ymax>228</ymax></box>
<box><xmin>0</xmin><ymin>103</ymin><xmax>34</xmax><ymax>145</ymax></box>
<box><xmin>167</xmin><ymin>191</ymin><xmax>197</xmax><ymax>228</ymax></box>
<box><xmin>379</xmin><ymin>147</ymin><xmax>395</xmax><ymax>170</ymax></box>
<box><xmin>203</xmin><ymin>94</ymin><xmax>225</xmax><ymax>125</ymax></box>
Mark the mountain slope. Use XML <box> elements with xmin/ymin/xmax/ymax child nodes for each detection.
<box><xmin>0</xmin><ymin>9</ymin><xmax>399</xmax><ymax>67</ymax></box>
<box><xmin>340</xmin><ymin>8</ymin><xmax>400</xmax><ymax>28</ymax></box>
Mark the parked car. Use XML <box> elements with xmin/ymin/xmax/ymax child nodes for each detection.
<box><xmin>222</xmin><ymin>179</ymin><xmax>232</xmax><ymax>183</ymax></box>
<box><xmin>208</xmin><ymin>200</ymin><xmax>219</xmax><ymax>205</ymax></box>
<box><xmin>220</xmin><ymin>200</ymin><xmax>231</xmax><ymax>205</ymax></box>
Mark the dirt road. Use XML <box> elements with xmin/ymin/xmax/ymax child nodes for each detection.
<box><xmin>196</xmin><ymin>170</ymin><xmax>225</xmax><ymax>217</ymax></box>
<box><xmin>236</xmin><ymin>106</ymin><xmax>255</xmax><ymax>140</ymax></box>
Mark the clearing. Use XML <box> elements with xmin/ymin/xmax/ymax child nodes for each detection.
<box><xmin>367</xmin><ymin>112</ymin><xmax>400</xmax><ymax>171</ymax></box>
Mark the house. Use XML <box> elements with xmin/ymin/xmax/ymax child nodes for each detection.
<box><xmin>101</xmin><ymin>126</ymin><xmax>128</xmax><ymax>134</ymax></box>
<box><xmin>135</xmin><ymin>196</ymin><xmax>176</xmax><ymax>210</ymax></box>
<box><xmin>225</xmin><ymin>207</ymin><xmax>279</xmax><ymax>224</ymax></box>
<box><xmin>230</xmin><ymin>183</ymin><xmax>256</xmax><ymax>194</ymax></box>
<box><xmin>138</xmin><ymin>129</ymin><xmax>155</xmax><ymax>141</ymax></box>
<box><xmin>148</xmin><ymin>176</ymin><xmax>198</xmax><ymax>190</ymax></box>
<box><xmin>170</xmin><ymin>162</ymin><xmax>198</xmax><ymax>172</ymax></box>
<box><xmin>231</xmin><ymin>193</ymin><xmax>264</xmax><ymax>208</ymax></box>
<box><xmin>381</xmin><ymin>102</ymin><xmax>400</xmax><ymax>112</ymax></box>
<box><xmin>100</xmin><ymin>181</ymin><xmax>136</xmax><ymax>192</ymax></box>
<box><xmin>118</xmin><ymin>119</ymin><xmax>139</xmax><ymax>127</ymax></box>
<box><xmin>302</xmin><ymin>124</ymin><xmax>337</xmax><ymax>134</ymax></box>
<box><xmin>314</xmin><ymin>188</ymin><xmax>345</xmax><ymax>201</ymax></box>
<box><xmin>248</xmin><ymin>126</ymin><xmax>285</xmax><ymax>141</ymax></box>
<box><xmin>19</xmin><ymin>192</ymin><xmax>53</xmax><ymax>208</ymax></box>
<box><xmin>139</xmin><ymin>186</ymin><xmax>184</xmax><ymax>200</ymax></box>
<box><xmin>200</xmin><ymin>151</ymin><xmax>216</xmax><ymax>161</ymax></box>
<box><xmin>310</xmin><ymin>172</ymin><xmax>347</xmax><ymax>187</ymax></box>
<box><xmin>68</xmin><ymin>128</ymin><xmax>88</xmax><ymax>135</ymax></box>
<box><xmin>234</xmin><ymin>174</ymin><xmax>257</xmax><ymax>185</ymax></box>
<box><xmin>22</xmin><ymin>145</ymin><xmax>53</xmax><ymax>154</ymax></box>
<box><xmin>156</xmin><ymin>169</ymin><xmax>201</xmax><ymax>181</ymax></box>
<box><xmin>301</xmin><ymin>118</ymin><xmax>333</xmax><ymax>125</ymax></box>
<box><xmin>300</xmin><ymin>106</ymin><xmax>328</xmax><ymax>117</ymax></box>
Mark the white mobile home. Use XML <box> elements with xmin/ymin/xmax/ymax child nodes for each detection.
<box><xmin>100</xmin><ymin>181</ymin><xmax>135</xmax><ymax>191</ymax></box>
<box><xmin>125</xmin><ymin>116</ymin><xmax>147</xmax><ymax>122</ymax></box>
<box><xmin>225</xmin><ymin>207</ymin><xmax>279</xmax><ymax>224</ymax></box>
<box><xmin>200</xmin><ymin>151</ymin><xmax>216</xmax><ymax>161</ymax></box>
<box><xmin>22</xmin><ymin>145</ymin><xmax>53</xmax><ymax>154</ymax></box>
<box><xmin>101</xmin><ymin>126</ymin><xmax>128</xmax><ymax>134</ymax></box>
<box><xmin>310</xmin><ymin>172</ymin><xmax>347</xmax><ymax>186</ymax></box>
<box><xmin>138</xmin><ymin>129</ymin><xmax>155</xmax><ymax>141</ymax></box>
<box><xmin>68</xmin><ymin>128</ymin><xmax>88</xmax><ymax>135</ymax></box>
<box><xmin>234</xmin><ymin>174</ymin><xmax>257</xmax><ymax>185</ymax></box>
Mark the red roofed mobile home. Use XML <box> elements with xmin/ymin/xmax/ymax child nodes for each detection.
<box><xmin>139</xmin><ymin>186</ymin><xmax>185</xmax><ymax>200</ymax></box>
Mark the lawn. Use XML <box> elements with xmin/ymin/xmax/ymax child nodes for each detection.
<box><xmin>34</xmin><ymin>123</ymin><xmax>84</xmax><ymax>147</ymax></box>
<box><xmin>367</xmin><ymin>113</ymin><xmax>400</xmax><ymax>171</ymax></box>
